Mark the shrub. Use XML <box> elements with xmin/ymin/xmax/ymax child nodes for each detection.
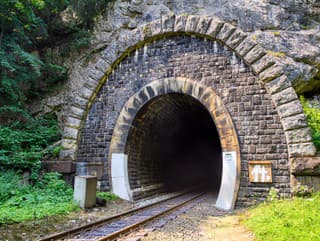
<box><xmin>300</xmin><ymin>96</ymin><xmax>320</xmax><ymax>151</ymax></box>
<box><xmin>0</xmin><ymin>171</ymin><xmax>78</xmax><ymax>225</ymax></box>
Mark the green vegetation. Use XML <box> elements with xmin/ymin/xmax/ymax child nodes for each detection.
<box><xmin>97</xmin><ymin>191</ymin><xmax>118</xmax><ymax>201</ymax></box>
<box><xmin>244</xmin><ymin>192</ymin><xmax>320</xmax><ymax>241</ymax></box>
<box><xmin>300</xmin><ymin>96</ymin><xmax>320</xmax><ymax>150</ymax></box>
<box><xmin>0</xmin><ymin>171</ymin><xmax>78</xmax><ymax>224</ymax></box>
<box><xmin>0</xmin><ymin>0</ymin><xmax>112</xmax><ymax>124</ymax></box>
<box><xmin>0</xmin><ymin>114</ymin><xmax>61</xmax><ymax>180</ymax></box>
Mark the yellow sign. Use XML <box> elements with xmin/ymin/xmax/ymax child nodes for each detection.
<box><xmin>248</xmin><ymin>161</ymin><xmax>272</xmax><ymax>183</ymax></box>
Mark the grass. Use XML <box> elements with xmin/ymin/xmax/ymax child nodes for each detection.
<box><xmin>0</xmin><ymin>171</ymin><xmax>79</xmax><ymax>225</ymax></box>
<box><xmin>243</xmin><ymin>192</ymin><xmax>320</xmax><ymax>241</ymax></box>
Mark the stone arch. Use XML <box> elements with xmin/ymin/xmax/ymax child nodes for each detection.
<box><xmin>109</xmin><ymin>77</ymin><xmax>240</xmax><ymax>210</ymax></box>
<box><xmin>60</xmin><ymin>14</ymin><xmax>316</xmax><ymax>162</ymax></box>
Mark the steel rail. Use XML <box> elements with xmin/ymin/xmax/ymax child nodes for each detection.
<box><xmin>96</xmin><ymin>192</ymin><xmax>205</xmax><ymax>241</ymax></box>
<box><xmin>38</xmin><ymin>190</ymin><xmax>199</xmax><ymax>241</ymax></box>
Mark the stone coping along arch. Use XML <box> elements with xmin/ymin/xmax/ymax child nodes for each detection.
<box><xmin>109</xmin><ymin>77</ymin><xmax>241</xmax><ymax>211</ymax></box>
<box><xmin>59</xmin><ymin>14</ymin><xmax>317</xmax><ymax>184</ymax></box>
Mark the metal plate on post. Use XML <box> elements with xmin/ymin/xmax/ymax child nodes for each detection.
<box><xmin>249</xmin><ymin>161</ymin><xmax>272</xmax><ymax>183</ymax></box>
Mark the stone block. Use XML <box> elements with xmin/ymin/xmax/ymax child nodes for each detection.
<box><xmin>195</xmin><ymin>16</ymin><xmax>212</xmax><ymax>34</ymax></box>
<box><xmin>216</xmin><ymin>23</ymin><xmax>236</xmax><ymax>42</ymax></box>
<box><xmin>79</xmin><ymin>86</ymin><xmax>93</xmax><ymax>100</ymax></box>
<box><xmin>265</xmin><ymin>75</ymin><xmax>291</xmax><ymax>95</ymax></box>
<box><xmin>277</xmin><ymin>100</ymin><xmax>303</xmax><ymax>118</ymax></box>
<box><xmin>62</xmin><ymin>138</ymin><xmax>78</xmax><ymax>150</ymax></box>
<box><xmin>251</xmin><ymin>55</ymin><xmax>276</xmax><ymax>74</ymax></box>
<box><xmin>225</xmin><ymin>29</ymin><xmax>247</xmax><ymax>49</ymax></box>
<box><xmin>73</xmin><ymin>97</ymin><xmax>88</xmax><ymax>109</ymax></box>
<box><xmin>63</xmin><ymin>126</ymin><xmax>79</xmax><ymax>140</ymax></box>
<box><xmin>70</xmin><ymin>106</ymin><xmax>84</xmax><ymax>119</ymax></box>
<box><xmin>42</xmin><ymin>161</ymin><xmax>75</xmax><ymax>174</ymax></box>
<box><xmin>285</xmin><ymin>127</ymin><xmax>313</xmax><ymax>144</ymax></box>
<box><xmin>271</xmin><ymin>87</ymin><xmax>298</xmax><ymax>107</ymax></box>
<box><xmin>88</xmin><ymin>68</ymin><xmax>105</xmax><ymax>81</ymax></box>
<box><xmin>259</xmin><ymin>64</ymin><xmax>284</xmax><ymax>82</ymax></box>
<box><xmin>174</xmin><ymin>15</ymin><xmax>187</xmax><ymax>32</ymax></box>
<box><xmin>95</xmin><ymin>58</ymin><xmax>109</xmax><ymax>73</ymax></box>
<box><xmin>291</xmin><ymin>157</ymin><xmax>320</xmax><ymax>175</ymax></box>
<box><xmin>162</xmin><ymin>14</ymin><xmax>175</xmax><ymax>33</ymax></box>
<box><xmin>74</xmin><ymin>176</ymin><xmax>97</xmax><ymax>208</ymax></box>
<box><xmin>59</xmin><ymin>149</ymin><xmax>76</xmax><ymax>161</ymax></box>
<box><xmin>66</xmin><ymin>116</ymin><xmax>81</xmax><ymax>128</ymax></box>
<box><xmin>206</xmin><ymin>19</ymin><xmax>223</xmax><ymax>37</ymax></box>
<box><xmin>288</xmin><ymin>142</ymin><xmax>317</xmax><ymax>157</ymax></box>
<box><xmin>235</xmin><ymin>38</ymin><xmax>257</xmax><ymax>57</ymax></box>
<box><xmin>244</xmin><ymin>45</ymin><xmax>266</xmax><ymax>64</ymax></box>
<box><xmin>149</xmin><ymin>19</ymin><xmax>162</xmax><ymax>36</ymax></box>
<box><xmin>281</xmin><ymin>114</ymin><xmax>308</xmax><ymax>131</ymax></box>
<box><xmin>185</xmin><ymin>15</ymin><xmax>200</xmax><ymax>32</ymax></box>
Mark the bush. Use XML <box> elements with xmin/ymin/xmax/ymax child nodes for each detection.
<box><xmin>300</xmin><ymin>96</ymin><xmax>320</xmax><ymax>151</ymax></box>
<box><xmin>0</xmin><ymin>114</ymin><xmax>61</xmax><ymax>180</ymax></box>
<box><xmin>96</xmin><ymin>191</ymin><xmax>118</xmax><ymax>201</ymax></box>
<box><xmin>0</xmin><ymin>171</ymin><xmax>78</xmax><ymax>225</ymax></box>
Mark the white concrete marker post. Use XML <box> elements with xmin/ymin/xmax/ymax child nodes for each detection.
<box><xmin>111</xmin><ymin>153</ymin><xmax>132</xmax><ymax>201</ymax></box>
<box><xmin>216</xmin><ymin>151</ymin><xmax>237</xmax><ymax>210</ymax></box>
<box><xmin>73</xmin><ymin>175</ymin><xmax>97</xmax><ymax>208</ymax></box>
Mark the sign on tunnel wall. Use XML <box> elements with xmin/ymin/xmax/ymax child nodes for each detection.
<box><xmin>248</xmin><ymin>161</ymin><xmax>272</xmax><ymax>183</ymax></box>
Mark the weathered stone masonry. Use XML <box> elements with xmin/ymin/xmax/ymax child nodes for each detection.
<box><xmin>58</xmin><ymin>15</ymin><xmax>319</xmax><ymax>208</ymax></box>
<box><xmin>77</xmin><ymin>35</ymin><xmax>290</xmax><ymax>207</ymax></box>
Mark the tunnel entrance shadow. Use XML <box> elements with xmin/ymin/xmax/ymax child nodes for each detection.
<box><xmin>126</xmin><ymin>93</ymin><xmax>222</xmax><ymax>199</ymax></box>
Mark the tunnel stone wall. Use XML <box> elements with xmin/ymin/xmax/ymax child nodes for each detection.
<box><xmin>77</xmin><ymin>34</ymin><xmax>291</xmax><ymax>207</ymax></box>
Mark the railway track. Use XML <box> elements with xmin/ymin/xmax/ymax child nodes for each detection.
<box><xmin>38</xmin><ymin>192</ymin><xmax>206</xmax><ymax>241</ymax></box>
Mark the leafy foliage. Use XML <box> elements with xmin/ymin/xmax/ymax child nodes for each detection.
<box><xmin>244</xmin><ymin>192</ymin><xmax>320</xmax><ymax>241</ymax></box>
<box><xmin>0</xmin><ymin>171</ymin><xmax>78</xmax><ymax>225</ymax></box>
<box><xmin>0</xmin><ymin>0</ymin><xmax>112</xmax><ymax>123</ymax></box>
<box><xmin>0</xmin><ymin>114</ymin><xmax>61</xmax><ymax>180</ymax></box>
<box><xmin>300</xmin><ymin>96</ymin><xmax>320</xmax><ymax>150</ymax></box>
<box><xmin>96</xmin><ymin>191</ymin><xmax>118</xmax><ymax>201</ymax></box>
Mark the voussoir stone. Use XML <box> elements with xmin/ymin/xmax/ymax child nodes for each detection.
<box><xmin>244</xmin><ymin>45</ymin><xmax>266</xmax><ymax>64</ymax></box>
<box><xmin>195</xmin><ymin>17</ymin><xmax>212</xmax><ymax>34</ymax></box>
<box><xmin>63</xmin><ymin>126</ymin><xmax>79</xmax><ymax>140</ymax></box>
<box><xmin>271</xmin><ymin>87</ymin><xmax>298</xmax><ymax>107</ymax></box>
<box><xmin>66</xmin><ymin>116</ymin><xmax>81</xmax><ymax>128</ymax></box>
<box><xmin>185</xmin><ymin>15</ymin><xmax>200</xmax><ymax>32</ymax></box>
<box><xmin>206</xmin><ymin>19</ymin><xmax>224</xmax><ymax>37</ymax></box>
<box><xmin>79</xmin><ymin>86</ymin><xmax>94</xmax><ymax>100</ymax></box>
<box><xmin>251</xmin><ymin>55</ymin><xmax>276</xmax><ymax>74</ymax></box>
<box><xmin>216</xmin><ymin>23</ymin><xmax>236</xmax><ymax>42</ymax></box>
<box><xmin>174</xmin><ymin>15</ymin><xmax>188</xmax><ymax>32</ymax></box>
<box><xmin>265</xmin><ymin>75</ymin><xmax>291</xmax><ymax>95</ymax></box>
<box><xmin>235</xmin><ymin>38</ymin><xmax>257</xmax><ymax>57</ymax></box>
<box><xmin>282</xmin><ymin>113</ymin><xmax>308</xmax><ymax>131</ymax></box>
<box><xmin>285</xmin><ymin>127</ymin><xmax>313</xmax><ymax>144</ymax></box>
<box><xmin>277</xmin><ymin>100</ymin><xmax>303</xmax><ymax>118</ymax></box>
<box><xmin>162</xmin><ymin>14</ymin><xmax>175</xmax><ymax>33</ymax></box>
<box><xmin>225</xmin><ymin>29</ymin><xmax>247</xmax><ymax>49</ymax></box>
<box><xmin>70</xmin><ymin>106</ymin><xmax>85</xmax><ymax>118</ymax></box>
<box><xmin>259</xmin><ymin>64</ymin><xmax>284</xmax><ymax>82</ymax></box>
<box><xmin>288</xmin><ymin>142</ymin><xmax>317</xmax><ymax>157</ymax></box>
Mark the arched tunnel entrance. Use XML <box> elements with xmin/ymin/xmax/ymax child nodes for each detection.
<box><xmin>125</xmin><ymin>93</ymin><xmax>222</xmax><ymax>200</ymax></box>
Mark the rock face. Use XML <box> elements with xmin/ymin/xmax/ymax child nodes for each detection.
<box><xmin>35</xmin><ymin>0</ymin><xmax>320</xmax><ymax>124</ymax></box>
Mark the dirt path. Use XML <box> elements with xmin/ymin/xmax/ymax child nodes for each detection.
<box><xmin>199</xmin><ymin>215</ymin><xmax>255</xmax><ymax>241</ymax></box>
<box><xmin>141</xmin><ymin>194</ymin><xmax>255</xmax><ymax>241</ymax></box>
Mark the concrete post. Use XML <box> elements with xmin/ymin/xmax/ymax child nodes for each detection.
<box><xmin>73</xmin><ymin>175</ymin><xmax>97</xmax><ymax>208</ymax></box>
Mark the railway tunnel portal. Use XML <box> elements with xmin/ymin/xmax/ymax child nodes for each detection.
<box><xmin>60</xmin><ymin>15</ymin><xmax>317</xmax><ymax>210</ymax></box>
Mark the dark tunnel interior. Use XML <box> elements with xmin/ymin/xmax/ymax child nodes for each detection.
<box><xmin>125</xmin><ymin>93</ymin><xmax>222</xmax><ymax>200</ymax></box>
